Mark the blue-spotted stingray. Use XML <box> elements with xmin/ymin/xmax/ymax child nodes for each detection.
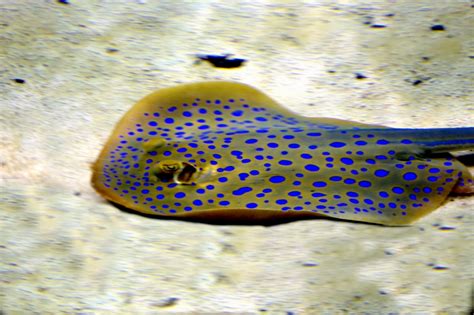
<box><xmin>92</xmin><ymin>81</ymin><xmax>474</xmax><ymax>226</ymax></box>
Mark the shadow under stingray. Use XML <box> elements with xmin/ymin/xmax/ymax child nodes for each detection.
<box><xmin>111</xmin><ymin>201</ymin><xmax>392</xmax><ymax>227</ymax></box>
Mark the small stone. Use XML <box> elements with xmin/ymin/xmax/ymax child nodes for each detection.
<box><xmin>12</xmin><ymin>78</ymin><xmax>25</xmax><ymax>84</ymax></box>
<box><xmin>438</xmin><ymin>225</ymin><xmax>456</xmax><ymax>230</ymax></box>
<box><xmin>152</xmin><ymin>297</ymin><xmax>179</xmax><ymax>307</ymax></box>
<box><xmin>371</xmin><ymin>24</ymin><xmax>387</xmax><ymax>28</ymax></box>
<box><xmin>355</xmin><ymin>73</ymin><xmax>367</xmax><ymax>79</ymax></box>
<box><xmin>433</xmin><ymin>265</ymin><xmax>449</xmax><ymax>270</ymax></box>
<box><xmin>431</xmin><ymin>24</ymin><xmax>445</xmax><ymax>31</ymax></box>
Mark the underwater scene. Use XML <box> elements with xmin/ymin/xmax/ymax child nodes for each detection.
<box><xmin>1</xmin><ymin>1</ymin><xmax>473</xmax><ymax>313</ymax></box>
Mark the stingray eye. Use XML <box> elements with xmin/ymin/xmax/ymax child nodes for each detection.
<box><xmin>152</xmin><ymin>160</ymin><xmax>198</xmax><ymax>184</ymax></box>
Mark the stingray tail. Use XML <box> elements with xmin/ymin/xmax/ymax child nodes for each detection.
<box><xmin>372</xmin><ymin>127</ymin><xmax>474</xmax><ymax>153</ymax></box>
<box><xmin>399</xmin><ymin>127</ymin><xmax>474</xmax><ymax>153</ymax></box>
<box><xmin>414</xmin><ymin>127</ymin><xmax>474</xmax><ymax>153</ymax></box>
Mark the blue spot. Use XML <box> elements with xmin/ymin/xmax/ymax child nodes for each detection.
<box><xmin>250</xmin><ymin>170</ymin><xmax>259</xmax><ymax>176</ymax></box>
<box><xmin>231</xmin><ymin>150</ymin><xmax>242</xmax><ymax>157</ymax></box>
<box><xmin>288</xmin><ymin>143</ymin><xmax>300</xmax><ymax>149</ymax></box>
<box><xmin>196</xmin><ymin>189</ymin><xmax>205</xmax><ymax>194</ymax></box>
<box><xmin>268</xmin><ymin>143</ymin><xmax>279</xmax><ymax>148</ymax></box>
<box><xmin>245</xmin><ymin>139</ymin><xmax>258</xmax><ymax>144</ymax></box>
<box><xmin>403</xmin><ymin>172</ymin><xmax>417</xmax><ymax>181</ymax></box>
<box><xmin>355</xmin><ymin>141</ymin><xmax>367</xmax><ymax>146</ymax></box>
<box><xmin>232</xmin><ymin>187</ymin><xmax>253</xmax><ymax>196</ymax></box>
<box><xmin>182</xmin><ymin>111</ymin><xmax>192</xmax><ymax>117</ymax></box>
<box><xmin>423</xmin><ymin>187</ymin><xmax>432</xmax><ymax>193</ymax></box>
<box><xmin>429</xmin><ymin>168</ymin><xmax>440</xmax><ymax>173</ymax></box>
<box><xmin>344</xmin><ymin>178</ymin><xmax>356</xmax><ymax>185</ymax></box>
<box><xmin>359</xmin><ymin>180</ymin><xmax>372</xmax><ymax>187</ymax></box>
<box><xmin>392</xmin><ymin>187</ymin><xmax>404</xmax><ymax>194</ymax></box>
<box><xmin>379</xmin><ymin>191</ymin><xmax>389</xmax><ymax>198</ymax></box>
<box><xmin>312</xmin><ymin>192</ymin><xmax>326</xmax><ymax>197</ymax></box>
<box><xmin>305</xmin><ymin>164</ymin><xmax>320</xmax><ymax>172</ymax></box>
<box><xmin>288</xmin><ymin>191</ymin><xmax>301</xmax><ymax>196</ymax></box>
<box><xmin>219</xmin><ymin>200</ymin><xmax>230</xmax><ymax>206</ymax></box>
<box><xmin>247</xmin><ymin>203</ymin><xmax>258</xmax><ymax>208</ymax></box>
<box><xmin>376</xmin><ymin>139</ymin><xmax>390</xmax><ymax>145</ymax></box>
<box><xmin>269</xmin><ymin>176</ymin><xmax>285</xmax><ymax>183</ymax></box>
<box><xmin>276</xmin><ymin>199</ymin><xmax>288</xmax><ymax>205</ymax></box>
<box><xmin>364</xmin><ymin>198</ymin><xmax>374</xmax><ymax>205</ymax></box>
<box><xmin>148</xmin><ymin>121</ymin><xmax>158</xmax><ymax>127</ymax></box>
<box><xmin>307</xmin><ymin>132</ymin><xmax>322</xmax><ymax>137</ymax></box>
<box><xmin>341</xmin><ymin>158</ymin><xmax>354</xmax><ymax>165</ymax></box>
<box><xmin>283</xmin><ymin>135</ymin><xmax>295</xmax><ymax>140</ymax></box>
<box><xmin>401</xmin><ymin>139</ymin><xmax>413</xmax><ymax>144</ymax></box>
<box><xmin>175</xmin><ymin>192</ymin><xmax>186</xmax><ymax>199</ymax></box>
<box><xmin>428</xmin><ymin>176</ymin><xmax>438</xmax><ymax>182</ymax></box>
<box><xmin>232</xmin><ymin>110</ymin><xmax>244</xmax><ymax>117</ymax></box>
<box><xmin>374</xmin><ymin>169</ymin><xmax>390</xmax><ymax>177</ymax></box>
<box><xmin>312</xmin><ymin>181</ymin><xmax>327</xmax><ymax>188</ymax></box>
<box><xmin>193</xmin><ymin>200</ymin><xmax>203</xmax><ymax>206</ymax></box>
<box><xmin>330</xmin><ymin>142</ymin><xmax>346</xmax><ymax>148</ymax></box>
<box><xmin>198</xmin><ymin>108</ymin><xmax>207</xmax><ymax>114</ymax></box>
<box><xmin>279</xmin><ymin>160</ymin><xmax>293</xmax><ymax>166</ymax></box>
<box><xmin>164</xmin><ymin>118</ymin><xmax>174</xmax><ymax>124</ymax></box>
<box><xmin>366</xmin><ymin>159</ymin><xmax>376</xmax><ymax>165</ymax></box>
<box><xmin>347</xmin><ymin>192</ymin><xmax>359</xmax><ymax>197</ymax></box>
<box><xmin>301</xmin><ymin>153</ymin><xmax>312</xmax><ymax>159</ymax></box>
<box><xmin>329</xmin><ymin>176</ymin><xmax>342</xmax><ymax>182</ymax></box>
<box><xmin>218</xmin><ymin>177</ymin><xmax>228</xmax><ymax>183</ymax></box>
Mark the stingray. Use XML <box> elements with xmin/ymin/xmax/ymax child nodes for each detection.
<box><xmin>91</xmin><ymin>81</ymin><xmax>474</xmax><ymax>226</ymax></box>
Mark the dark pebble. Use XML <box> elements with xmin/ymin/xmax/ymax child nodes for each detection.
<box><xmin>196</xmin><ymin>54</ymin><xmax>246</xmax><ymax>69</ymax></box>
<box><xmin>412</xmin><ymin>79</ymin><xmax>423</xmax><ymax>86</ymax></box>
<box><xmin>439</xmin><ymin>226</ymin><xmax>456</xmax><ymax>230</ymax></box>
<box><xmin>431</xmin><ymin>24</ymin><xmax>445</xmax><ymax>31</ymax></box>
<box><xmin>57</xmin><ymin>0</ymin><xmax>70</xmax><ymax>4</ymax></box>
<box><xmin>302</xmin><ymin>261</ymin><xmax>319</xmax><ymax>267</ymax></box>
<box><xmin>12</xmin><ymin>78</ymin><xmax>25</xmax><ymax>84</ymax></box>
<box><xmin>433</xmin><ymin>265</ymin><xmax>449</xmax><ymax>270</ymax></box>
<box><xmin>155</xmin><ymin>297</ymin><xmax>179</xmax><ymax>307</ymax></box>
<box><xmin>371</xmin><ymin>24</ymin><xmax>387</xmax><ymax>28</ymax></box>
<box><xmin>355</xmin><ymin>73</ymin><xmax>367</xmax><ymax>79</ymax></box>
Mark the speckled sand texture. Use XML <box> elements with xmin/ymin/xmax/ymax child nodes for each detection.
<box><xmin>1</xmin><ymin>1</ymin><xmax>473</xmax><ymax>313</ymax></box>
